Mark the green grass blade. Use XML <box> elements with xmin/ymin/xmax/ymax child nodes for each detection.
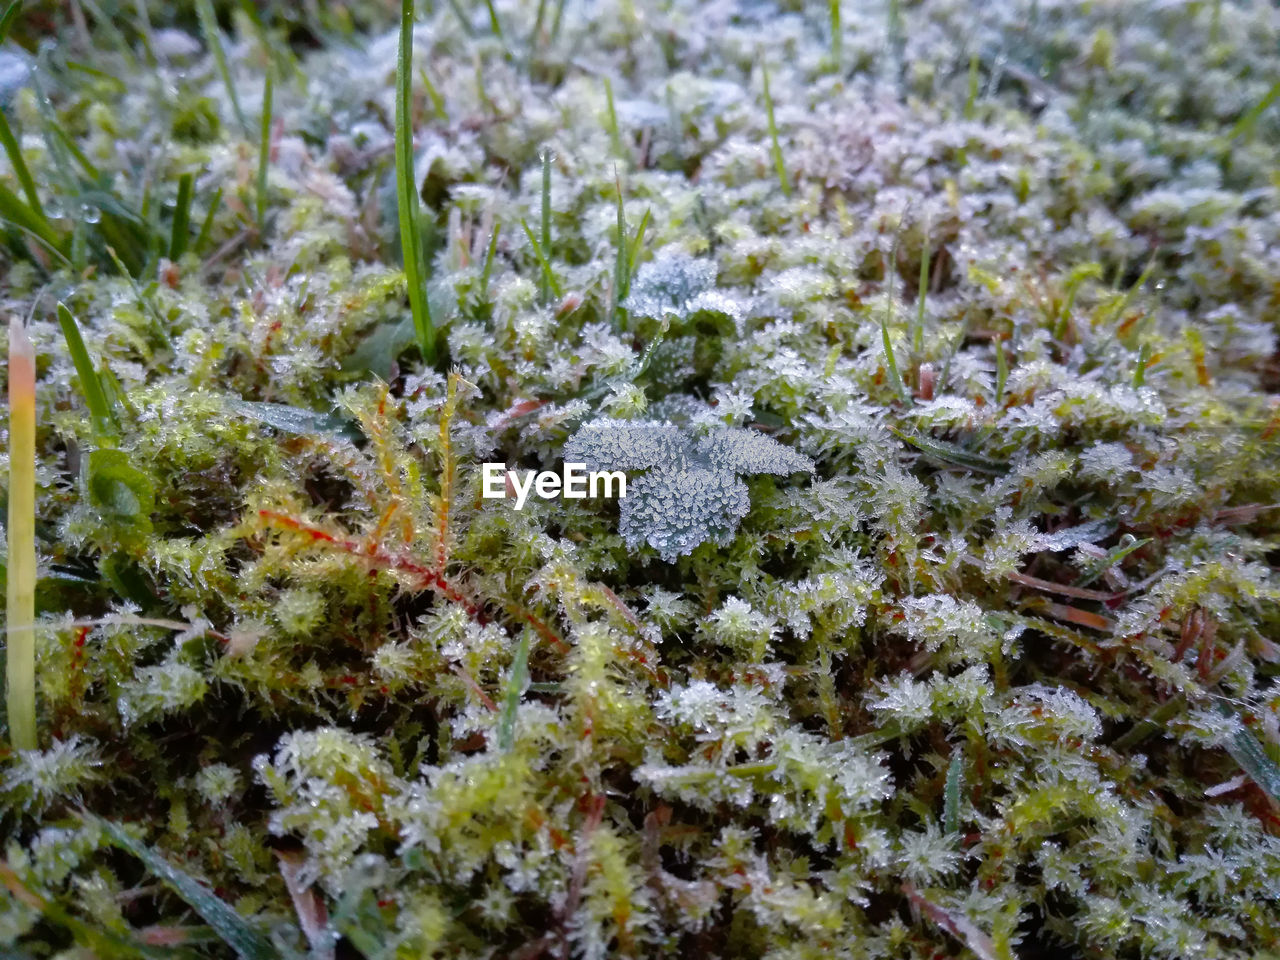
<box><xmin>195</xmin><ymin>0</ymin><xmax>248</xmax><ymax>137</ymax></box>
<box><xmin>498</xmin><ymin>629</ymin><xmax>532</xmax><ymax>751</ymax></box>
<box><xmin>0</xmin><ymin>0</ymin><xmax>22</xmax><ymax>44</ymax></box>
<box><xmin>880</xmin><ymin>231</ymin><xmax>909</xmax><ymax>405</ymax></box>
<box><xmin>519</xmin><ymin>216</ymin><xmax>561</xmax><ymax>300</ymax></box>
<box><xmin>887</xmin><ymin>426</ymin><xmax>1009</xmax><ymax>474</ymax></box>
<box><xmin>994</xmin><ymin>335</ymin><xmax>1008</xmax><ymax>405</ymax></box>
<box><xmin>256</xmin><ymin>69</ymin><xmax>273</xmax><ymax>237</ymax></box>
<box><xmin>195</xmin><ymin>186</ymin><xmax>222</xmax><ymax>255</ymax></box>
<box><xmin>829</xmin><ymin>0</ymin><xmax>841</xmax><ymax>69</ymax></box>
<box><xmin>56</xmin><ymin>303</ymin><xmax>117</xmax><ymax>439</ymax></box>
<box><xmin>943</xmin><ymin>748</ymin><xmax>963</xmax><ymax>835</ymax></box>
<box><xmin>6</xmin><ymin>317</ymin><xmax>37</xmax><ymax>751</ymax></box>
<box><xmin>418</xmin><ymin>67</ymin><xmax>448</xmax><ymax>121</ymax></box>
<box><xmin>483</xmin><ymin>0</ymin><xmax>504</xmax><ymax>41</ymax></box>
<box><xmin>614</xmin><ymin>175</ymin><xmax>628</xmax><ymax>328</ymax></box>
<box><xmin>1229</xmin><ymin>79</ymin><xmax>1280</xmax><ymax>143</ymax></box>
<box><xmin>396</xmin><ymin>0</ymin><xmax>436</xmax><ymax>364</ymax></box>
<box><xmin>539</xmin><ymin>148</ymin><xmax>552</xmax><ymax>303</ymax></box>
<box><xmin>627</xmin><ymin>207</ymin><xmax>650</xmax><ymax>277</ymax></box>
<box><xmin>1222</xmin><ymin>711</ymin><xmax>1280</xmax><ymax>807</ymax></box>
<box><xmin>0</xmin><ymin>181</ymin><xmax>63</xmax><ymax>253</ymax></box>
<box><xmin>169</xmin><ymin>172</ymin><xmax>193</xmax><ymax>260</ymax></box>
<box><xmin>603</xmin><ymin>76</ymin><xmax>623</xmax><ymax>157</ymax></box>
<box><xmin>761</xmin><ymin>62</ymin><xmax>791</xmax><ymax>198</ymax></box>
<box><xmin>95</xmin><ymin>818</ymin><xmax>276</xmax><ymax>960</ymax></box>
<box><xmin>0</xmin><ymin>109</ymin><xmax>42</xmax><ymax>215</ymax></box>
<box><xmin>913</xmin><ymin>222</ymin><xmax>930</xmax><ymax>353</ymax></box>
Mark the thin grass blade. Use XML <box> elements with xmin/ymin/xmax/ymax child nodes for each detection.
<box><xmin>6</xmin><ymin>317</ymin><xmax>37</xmax><ymax>751</ymax></box>
<box><xmin>56</xmin><ymin>303</ymin><xmax>117</xmax><ymax>438</ymax></box>
<box><xmin>396</xmin><ymin>0</ymin><xmax>437</xmax><ymax>364</ymax></box>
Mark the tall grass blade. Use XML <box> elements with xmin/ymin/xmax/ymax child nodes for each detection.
<box><xmin>539</xmin><ymin>148</ymin><xmax>553</xmax><ymax>303</ymax></box>
<box><xmin>256</xmin><ymin>69</ymin><xmax>273</xmax><ymax>237</ymax></box>
<box><xmin>0</xmin><ymin>109</ymin><xmax>42</xmax><ymax>214</ymax></box>
<box><xmin>195</xmin><ymin>0</ymin><xmax>248</xmax><ymax>137</ymax></box>
<box><xmin>6</xmin><ymin>317</ymin><xmax>37</xmax><ymax>751</ymax></box>
<box><xmin>828</xmin><ymin>0</ymin><xmax>841</xmax><ymax>69</ymax></box>
<box><xmin>56</xmin><ymin>303</ymin><xmax>117</xmax><ymax>438</ymax></box>
<box><xmin>914</xmin><ymin>220</ymin><xmax>930</xmax><ymax>352</ymax></box>
<box><xmin>498</xmin><ymin>629</ymin><xmax>531</xmax><ymax>751</ymax></box>
<box><xmin>0</xmin><ymin>181</ymin><xmax>63</xmax><ymax>254</ymax></box>
<box><xmin>880</xmin><ymin>231</ymin><xmax>909</xmax><ymax>404</ymax></box>
<box><xmin>603</xmin><ymin>76</ymin><xmax>623</xmax><ymax>157</ymax></box>
<box><xmin>943</xmin><ymin>748</ymin><xmax>963</xmax><ymax>834</ymax></box>
<box><xmin>614</xmin><ymin>175</ymin><xmax>628</xmax><ymax>328</ymax></box>
<box><xmin>396</xmin><ymin>0</ymin><xmax>437</xmax><ymax>364</ymax></box>
<box><xmin>169</xmin><ymin>172</ymin><xmax>193</xmax><ymax>259</ymax></box>
<box><xmin>761</xmin><ymin>63</ymin><xmax>790</xmax><ymax>198</ymax></box>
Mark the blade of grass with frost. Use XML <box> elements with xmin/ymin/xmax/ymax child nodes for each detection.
<box><xmin>539</xmin><ymin>148</ymin><xmax>553</xmax><ymax>304</ymax></box>
<box><xmin>56</xmin><ymin>303</ymin><xmax>117</xmax><ymax>439</ymax></box>
<box><xmin>943</xmin><ymin>748</ymin><xmax>963</xmax><ymax>835</ymax></box>
<box><xmin>914</xmin><ymin>221</ymin><xmax>930</xmax><ymax>352</ymax></box>
<box><xmin>256</xmin><ymin>69</ymin><xmax>273</xmax><ymax>237</ymax></box>
<box><xmin>994</xmin><ymin>334</ymin><xmax>1008</xmax><ymax>405</ymax></box>
<box><xmin>887</xmin><ymin>426</ymin><xmax>1008</xmax><ymax>474</ymax></box>
<box><xmin>96</xmin><ymin>818</ymin><xmax>276</xmax><ymax>960</ymax></box>
<box><xmin>1074</xmin><ymin>534</ymin><xmax>1150</xmax><ymax>587</ymax></box>
<box><xmin>0</xmin><ymin>110</ymin><xmax>43</xmax><ymax>215</ymax></box>
<box><xmin>195</xmin><ymin>0</ymin><xmax>247</xmax><ymax>137</ymax></box>
<box><xmin>169</xmin><ymin>172</ymin><xmax>193</xmax><ymax>259</ymax></box>
<box><xmin>396</xmin><ymin>0</ymin><xmax>436</xmax><ymax>364</ymax></box>
<box><xmin>498</xmin><ymin>629</ymin><xmax>532</xmax><ymax>751</ymax></box>
<box><xmin>1221</xmin><ymin>708</ymin><xmax>1280</xmax><ymax>807</ymax></box>
<box><xmin>761</xmin><ymin>62</ymin><xmax>791</xmax><ymax>198</ymax></box>
<box><xmin>530</xmin><ymin>0</ymin><xmax>547</xmax><ymax>55</ymax></box>
<box><xmin>7</xmin><ymin>318</ymin><xmax>37</xmax><ymax>751</ymax></box>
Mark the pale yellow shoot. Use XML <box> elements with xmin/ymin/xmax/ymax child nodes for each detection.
<box><xmin>6</xmin><ymin>316</ymin><xmax>37</xmax><ymax>751</ymax></box>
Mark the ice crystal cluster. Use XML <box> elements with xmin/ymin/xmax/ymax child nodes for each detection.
<box><xmin>1</xmin><ymin>0</ymin><xmax>1280</xmax><ymax>958</ymax></box>
<box><xmin>565</xmin><ymin>419</ymin><xmax>813</xmax><ymax>560</ymax></box>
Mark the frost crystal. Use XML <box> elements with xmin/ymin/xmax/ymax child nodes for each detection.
<box><xmin>564</xmin><ymin>419</ymin><xmax>814</xmax><ymax>560</ymax></box>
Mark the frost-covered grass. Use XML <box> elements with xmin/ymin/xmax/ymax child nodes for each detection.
<box><xmin>2</xmin><ymin>0</ymin><xmax>1280</xmax><ymax>957</ymax></box>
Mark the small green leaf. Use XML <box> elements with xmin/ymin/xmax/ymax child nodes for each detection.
<box><xmin>944</xmin><ymin>748</ymin><xmax>963</xmax><ymax>835</ymax></box>
<box><xmin>1222</xmin><ymin>710</ymin><xmax>1280</xmax><ymax>807</ymax></box>
<box><xmin>86</xmin><ymin>449</ymin><xmax>154</xmax><ymax>529</ymax></box>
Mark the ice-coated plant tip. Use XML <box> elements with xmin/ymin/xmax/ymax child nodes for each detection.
<box><xmin>7</xmin><ymin>317</ymin><xmax>37</xmax><ymax>752</ymax></box>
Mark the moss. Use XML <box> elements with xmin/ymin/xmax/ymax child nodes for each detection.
<box><xmin>2</xmin><ymin>0</ymin><xmax>1280</xmax><ymax>957</ymax></box>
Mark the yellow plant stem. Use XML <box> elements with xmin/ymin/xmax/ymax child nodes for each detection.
<box><xmin>7</xmin><ymin>317</ymin><xmax>37</xmax><ymax>751</ymax></box>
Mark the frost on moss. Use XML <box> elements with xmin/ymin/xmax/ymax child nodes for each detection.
<box><xmin>2</xmin><ymin>0</ymin><xmax>1280</xmax><ymax>956</ymax></box>
<box><xmin>565</xmin><ymin>419</ymin><xmax>813</xmax><ymax>560</ymax></box>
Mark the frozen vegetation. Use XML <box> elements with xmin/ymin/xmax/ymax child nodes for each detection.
<box><xmin>1</xmin><ymin>0</ymin><xmax>1280</xmax><ymax>957</ymax></box>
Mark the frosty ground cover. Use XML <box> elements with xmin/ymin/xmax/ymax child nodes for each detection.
<box><xmin>2</xmin><ymin>0</ymin><xmax>1280</xmax><ymax>957</ymax></box>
